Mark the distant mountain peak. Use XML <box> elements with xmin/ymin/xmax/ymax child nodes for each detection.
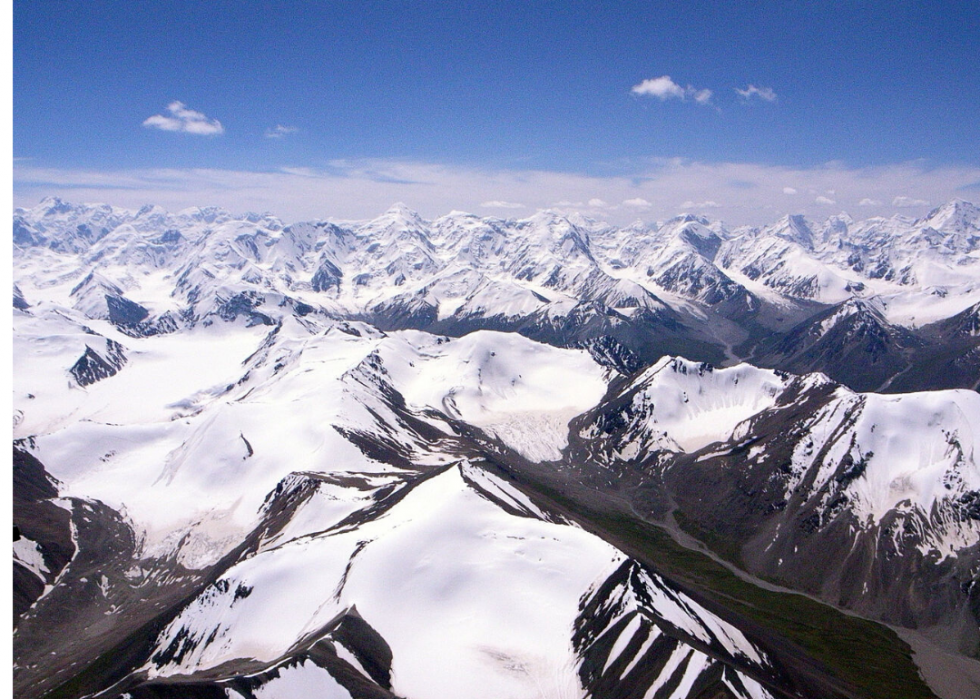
<box><xmin>774</xmin><ymin>213</ymin><xmax>816</xmax><ymax>249</ymax></box>
<box><xmin>922</xmin><ymin>198</ymin><xmax>980</xmax><ymax>233</ymax></box>
<box><xmin>381</xmin><ymin>201</ymin><xmax>425</xmax><ymax>222</ymax></box>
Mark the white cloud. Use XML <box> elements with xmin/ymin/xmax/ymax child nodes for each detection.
<box><xmin>693</xmin><ymin>89</ymin><xmax>713</xmax><ymax>105</ymax></box>
<box><xmin>859</xmin><ymin>198</ymin><xmax>882</xmax><ymax>206</ymax></box>
<box><xmin>632</xmin><ymin>76</ymin><xmax>686</xmax><ymax>100</ymax></box>
<box><xmin>14</xmin><ymin>159</ymin><xmax>980</xmax><ymax>227</ymax></box>
<box><xmin>142</xmin><ymin>101</ymin><xmax>224</xmax><ymax>136</ymax></box>
<box><xmin>588</xmin><ymin>198</ymin><xmax>610</xmax><ymax>208</ymax></box>
<box><xmin>632</xmin><ymin>76</ymin><xmax>713</xmax><ymax>106</ymax></box>
<box><xmin>735</xmin><ymin>85</ymin><xmax>777</xmax><ymax>102</ymax></box>
<box><xmin>623</xmin><ymin>198</ymin><xmax>652</xmax><ymax>208</ymax></box>
<box><xmin>783</xmin><ymin>187</ymin><xmax>798</xmax><ymax>195</ymax></box>
<box><xmin>680</xmin><ymin>200</ymin><xmax>721</xmax><ymax>209</ymax></box>
<box><xmin>815</xmin><ymin>196</ymin><xmax>836</xmax><ymax>205</ymax></box>
<box><xmin>265</xmin><ymin>125</ymin><xmax>298</xmax><ymax>139</ymax></box>
<box><xmin>480</xmin><ymin>200</ymin><xmax>524</xmax><ymax>209</ymax></box>
<box><xmin>892</xmin><ymin>196</ymin><xmax>930</xmax><ymax>208</ymax></box>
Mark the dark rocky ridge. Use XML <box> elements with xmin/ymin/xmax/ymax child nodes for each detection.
<box><xmin>12</xmin><ymin>399</ymin><xmax>925</xmax><ymax>699</ymax></box>
<box><xmin>69</xmin><ymin>339</ymin><xmax>127</xmax><ymax>387</ymax></box>
<box><xmin>558</xmin><ymin>366</ymin><xmax>980</xmax><ymax>660</ymax></box>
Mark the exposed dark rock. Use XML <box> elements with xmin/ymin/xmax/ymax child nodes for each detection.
<box><xmin>574</xmin><ymin>335</ymin><xmax>645</xmax><ymax>375</ymax></box>
<box><xmin>215</xmin><ymin>291</ymin><xmax>275</xmax><ymax>326</ymax></box>
<box><xmin>13</xmin><ymin>284</ymin><xmax>30</xmax><ymax>310</ymax></box>
<box><xmin>13</xmin><ymin>446</ymin><xmax>73</xmax><ymax>622</ymax></box>
<box><xmin>311</xmin><ymin>258</ymin><xmax>343</xmax><ymax>293</ymax></box>
<box><xmin>366</xmin><ymin>296</ymin><xmax>438</xmax><ymax>331</ymax></box>
<box><xmin>751</xmin><ymin>299</ymin><xmax>926</xmax><ymax>392</ymax></box>
<box><xmin>70</xmin><ymin>339</ymin><xmax>127</xmax><ymax>386</ymax></box>
<box><xmin>106</xmin><ymin>294</ymin><xmax>151</xmax><ymax>325</ymax></box>
<box><xmin>116</xmin><ymin>311</ymin><xmax>181</xmax><ymax>338</ymax></box>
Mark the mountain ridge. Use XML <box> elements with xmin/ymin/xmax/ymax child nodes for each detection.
<box><xmin>13</xmin><ymin>198</ymin><xmax>980</xmax><ymax>699</ymax></box>
<box><xmin>14</xmin><ymin>197</ymin><xmax>980</xmax><ymax>393</ymax></box>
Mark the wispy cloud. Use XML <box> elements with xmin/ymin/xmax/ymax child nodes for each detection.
<box><xmin>735</xmin><ymin>85</ymin><xmax>777</xmax><ymax>102</ymax></box>
<box><xmin>265</xmin><ymin>125</ymin><xmax>298</xmax><ymax>139</ymax></box>
<box><xmin>14</xmin><ymin>160</ymin><xmax>980</xmax><ymax>226</ymax></box>
<box><xmin>783</xmin><ymin>187</ymin><xmax>798</xmax><ymax>195</ymax></box>
<box><xmin>143</xmin><ymin>101</ymin><xmax>224</xmax><ymax>136</ymax></box>
<box><xmin>623</xmin><ymin>198</ymin><xmax>652</xmax><ymax>208</ymax></box>
<box><xmin>480</xmin><ymin>200</ymin><xmax>524</xmax><ymax>209</ymax></box>
<box><xmin>692</xmin><ymin>89</ymin><xmax>713</xmax><ymax>105</ymax></box>
<box><xmin>632</xmin><ymin>76</ymin><xmax>712</xmax><ymax>106</ymax></box>
<box><xmin>892</xmin><ymin>196</ymin><xmax>930</xmax><ymax>207</ymax></box>
<box><xmin>278</xmin><ymin>166</ymin><xmax>318</xmax><ymax>177</ymax></box>
<box><xmin>814</xmin><ymin>196</ymin><xmax>836</xmax><ymax>205</ymax></box>
<box><xmin>680</xmin><ymin>200</ymin><xmax>721</xmax><ymax>209</ymax></box>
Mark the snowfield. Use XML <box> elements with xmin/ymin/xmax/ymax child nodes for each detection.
<box><xmin>623</xmin><ymin>357</ymin><xmax>789</xmax><ymax>453</ymax></box>
<box><xmin>13</xmin><ymin>198</ymin><xmax>980</xmax><ymax>699</ymax></box>
<box><xmin>380</xmin><ymin>329</ymin><xmax>608</xmax><ymax>461</ymax></box>
<box><xmin>19</xmin><ymin>314</ymin><xmax>609</xmax><ymax>568</ymax></box>
<box><xmin>149</xmin><ymin>466</ymin><xmax>622</xmax><ymax>698</ymax></box>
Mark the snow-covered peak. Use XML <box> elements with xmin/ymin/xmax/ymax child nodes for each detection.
<box><xmin>12</xmin><ymin>196</ymin><xmax>980</xmax><ymax>350</ymax></box>
<box><xmin>771</xmin><ymin>214</ymin><xmax>817</xmax><ymax>250</ymax></box>
<box><xmin>524</xmin><ymin>211</ymin><xmax>600</xmax><ymax>262</ymax></box>
<box><xmin>135</xmin><ymin>203</ymin><xmax>168</xmax><ymax>220</ymax></box>
<box><xmin>14</xmin><ymin>198</ymin><xmax>134</xmax><ymax>253</ymax></box>
<box><xmin>70</xmin><ymin>269</ymin><xmax>125</xmax><ymax>299</ymax></box>
<box><xmin>67</xmin><ymin>270</ymin><xmax>152</xmax><ymax>325</ymax></box>
<box><xmin>663</xmin><ymin>213</ymin><xmax>712</xmax><ymax>228</ymax></box>
<box><xmin>841</xmin><ymin>389</ymin><xmax>980</xmax><ymax>524</ymax></box>
<box><xmin>816</xmin><ymin>295</ymin><xmax>886</xmax><ymax>335</ymax></box>
<box><xmin>365</xmin><ymin>202</ymin><xmax>427</xmax><ymax>232</ymax></box>
<box><xmin>355</xmin><ymin>204</ymin><xmax>433</xmax><ymax>250</ymax></box>
<box><xmin>385</xmin><ymin>201</ymin><xmax>423</xmax><ymax>218</ymax></box>
<box><xmin>921</xmin><ymin>199</ymin><xmax>980</xmax><ymax>234</ymax></box>
<box><xmin>656</xmin><ymin>217</ymin><xmax>725</xmax><ymax>263</ymax></box>
<box><xmin>819</xmin><ymin>213</ymin><xmax>853</xmax><ymax>244</ymax></box>
<box><xmin>176</xmin><ymin>205</ymin><xmax>234</xmax><ymax>224</ymax></box>
<box><xmin>36</xmin><ymin>195</ymin><xmax>75</xmax><ymax>215</ymax></box>
<box><xmin>430</xmin><ymin>212</ymin><xmax>511</xmax><ymax>262</ymax></box>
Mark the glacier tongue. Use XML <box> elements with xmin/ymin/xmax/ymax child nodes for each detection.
<box><xmin>379</xmin><ymin>329</ymin><xmax>608</xmax><ymax>461</ymax></box>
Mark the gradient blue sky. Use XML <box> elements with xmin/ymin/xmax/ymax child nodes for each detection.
<box><xmin>13</xmin><ymin>1</ymin><xmax>980</xmax><ymax>224</ymax></box>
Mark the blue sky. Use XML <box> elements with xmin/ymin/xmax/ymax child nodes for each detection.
<box><xmin>12</xmin><ymin>1</ymin><xmax>980</xmax><ymax>224</ymax></box>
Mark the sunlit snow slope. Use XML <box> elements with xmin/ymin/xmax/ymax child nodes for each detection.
<box><xmin>13</xmin><ymin>198</ymin><xmax>980</xmax><ymax>699</ymax></box>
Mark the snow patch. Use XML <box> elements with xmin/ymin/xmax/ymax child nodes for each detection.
<box><xmin>251</xmin><ymin>660</ymin><xmax>352</xmax><ymax>699</ymax></box>
<box><xmin>628</xmin><ymin>357</ymin><xmax>787</xmax><ymax>453</ymax></box>
<box><xmin>13</xmin><ymin>537</ymin><xmax>50</xmax><ymax>580</ymax></box>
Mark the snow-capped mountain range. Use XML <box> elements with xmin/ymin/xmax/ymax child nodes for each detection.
<box><xmin>13</xmin><ymin>197</ymin><xmax>980</xmax><ymax>391</ymax></box>
<box><xmin>12</xmin><ymin>199</ymin><xmax>980</xmax><ymax>699</ymax></box>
